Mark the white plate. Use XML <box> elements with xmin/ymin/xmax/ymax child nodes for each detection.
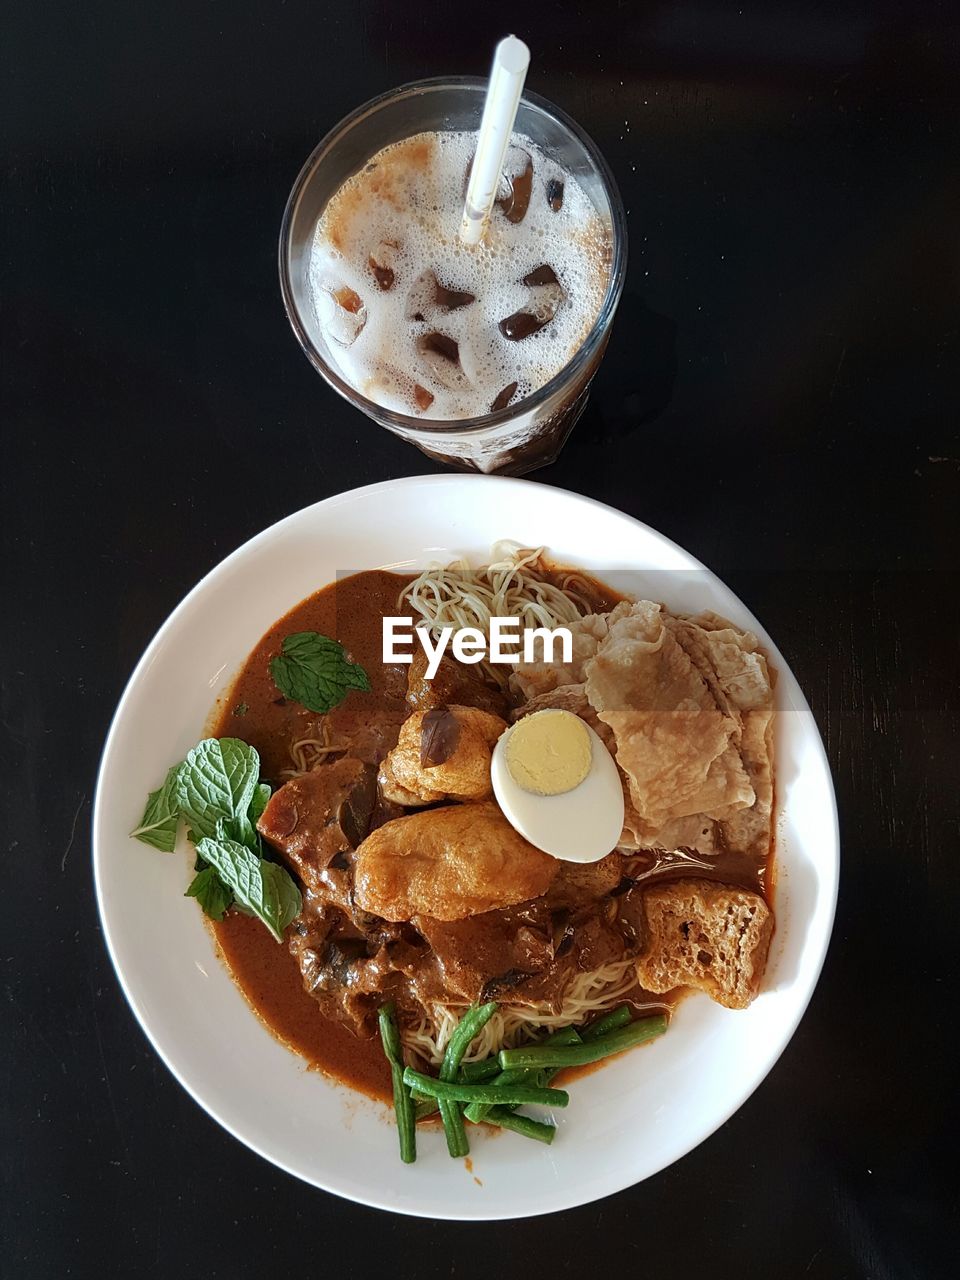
<box><xmin>94</xmin><ymin>475</ymin><xmax>838</xmax><ymax>1219</ymax></box>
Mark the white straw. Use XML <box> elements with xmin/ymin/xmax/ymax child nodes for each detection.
<box><xmin>459</xmin><ymin>36</ymin><xmax>531</xmax><ymax>247</ymax></box>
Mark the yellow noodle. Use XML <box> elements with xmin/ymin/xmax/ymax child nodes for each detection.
<box><xmin>401</xmin><ymin>960</ymin><xmax>670</xmax><ymax>1067</ymax></box>
<box><xmin>397</xmin><ymin>542</ymin><xmax>594</xmax><ymax>688</ymax></box>
<box><xmin>286</xmin><ymin>545</ymin><xmax>644</xmax><ymax>1062</ymax></box>
<box><xmin>281</xmin><ymin>720</ymin><xmax>348</xmax><ymax>778</ymax></box>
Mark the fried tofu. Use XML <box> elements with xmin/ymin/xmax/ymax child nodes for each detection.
<box><xmin>636</xmin><ymin>878</ymin><xmax>773</xmax><ymax>1009</ymax></box>
<box><xmin>353</xmin><ymin>801</ymin><xmax>557</xmax><ymax>921</ymax></box>
<box><xmin>378</xmin><ymin>704</ymin><xmax>506</xmax><ymax>805</ymax></box>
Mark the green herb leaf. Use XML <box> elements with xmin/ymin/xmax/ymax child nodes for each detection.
<box><xmin>131</xmin><ymin>763</ymin><xmax>182</xmax><ymax>852</ymax></box>
<box><xmin>176</xmin><ymin>738</ymin><xmax>260</xmax><ymax>844</ymax></box>
<box><xmin>249</xmin><ymin>782</ymin><xmax>271</xmax><ymax>826</ymax></box>
<box><xmin>269</xmin><ymin>631</ymin><xmax>370</xmax><ymax>715</ymax></box>
<box><xmin>194</xmin><ymin>834</ymin><xmax>302</xmax><ymax>942</ymax></box>
<box><xmin>232</xmin><ymin>780</ymin><xmax>271</xmax><ymax>851</ymax></box>
<box><xmin>230</xmin><ymin>811</ymin><xmax>257</xmax><ymax>851</ymax></box>
<box><xmin>185</xmin><ymin>866</ymin><xmax>234</xmax><ymax>920</ymax></box>
<box><xmin>135</xmin><ymin>741</ymin><xmax>298</xmax><ymax>943</ymax></box>
<box><xmin>261</xmin><ymin>860</ymin><xmax>301</xmax><ymax>932</ymax></box>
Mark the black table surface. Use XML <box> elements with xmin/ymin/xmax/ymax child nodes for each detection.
<box><xmin>3</xmin><ymin>1</ymin><xmax>958</xmax><ymax>1275</ymax></box>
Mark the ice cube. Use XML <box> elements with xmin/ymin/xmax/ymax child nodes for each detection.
<box><xmin>369</xmin><ymin>241</ymin><xmax>399</xmax><ymax>291</ymax></box>
<box><xmin>499</xmin><ymin>311</ymin><xmax>547</xmax><ymax>341</ymax></box>
<box><xmin>406</xmin><ymin>270</ymin><xmax>475</xmax><ymax>322</ymax></box>
<box><xmin>416</xmin><ymin>331</ymin><xmax>469</xmax><ymax>391</ymax></box>
<box><xmin>522</xmin><ymin>264</ymin><xmax>560</xmax><ymax>287</ymax></box>
<box><xmin>434</xmin><ymin>277</ymin><xmax>475</xmax><ymax>311</ymax></box>
<box><xmin>498</xmin><ymin>267</ymin><xmax>565</xmax><ymax>341</ymax></box>
<box><xmin>491</xmin><ymin>381</ymin><xmax>518</xmax><ymax>412</ymax></box>
<box><xmin>318</xmin><ymin>285</ymin><xmax>367</xmax><ymax>347</ymax></box>
<box><xmin>545</xmin><ymin>179</ymin><xmax>564</xmax><ymax>212</ymax></box>
<box><xmin>496</xmin><ymin>147</ymin><xmax>533</xmax><ymax>224</ymax></box>
<box><xmin>420</xmin><ymin>332</ymin><xmax>459</xmax><ymax>363</ymax></box>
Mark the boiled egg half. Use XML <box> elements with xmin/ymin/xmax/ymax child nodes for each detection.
<box><xmin>491</xmin><ymin>709</ymin><xmax>625</xmax><ymax>863</ymax></box>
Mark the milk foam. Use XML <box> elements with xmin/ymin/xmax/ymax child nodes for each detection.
<box><xmin>308</xmin><ymin>131</ymin><xmax>610</xmax><ymax>419</ymax></box>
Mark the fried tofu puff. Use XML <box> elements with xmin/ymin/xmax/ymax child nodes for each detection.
<box><xmin>378</xmin><ymin>705</ymin><xmax>507</xmax><ymax>806</ymax></box>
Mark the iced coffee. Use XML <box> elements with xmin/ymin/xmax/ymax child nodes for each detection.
<box><xmin>310</xmin><ymin>131</ymin><xmax>610</xmax><ymax>424</ymax></box>
<box><xmin>280</xmin><ymin>80</ymin><xmax>626</xmax><ymax>474</ymax></box>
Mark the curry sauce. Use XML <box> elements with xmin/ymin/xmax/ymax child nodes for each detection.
<box><xmin>208</xmin><ymin>568</ymin><xmax>773</xmax><ymax>1103</ymax></box>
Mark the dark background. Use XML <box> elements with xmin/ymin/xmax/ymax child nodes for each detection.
<box><xmin>2</xmin><ymin>0</ymin><xmax>958</xmax><ymax>1275</ymax></box>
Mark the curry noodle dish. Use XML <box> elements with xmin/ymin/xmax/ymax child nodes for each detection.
<box><xmin>131</xmin><ymin>544</ymin><xmax>776</xmax><ymax>1162</ymax></box>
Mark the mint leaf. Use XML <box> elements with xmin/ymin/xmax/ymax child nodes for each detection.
<box><xmin>249</xmin><ymin>782</ymin><xmax>271</xmax><ymax>826</ymax></box>
<box><xmin>133</xmin><ymin>740</ymin><xmax>298</xmax><ymax>944</ymax></box>
<box><xmin>261</xmin><ymin>859</ymin><xmax>301</xmax><ymax>932</ymax></box>
<box><xmin>176</xmin><ymin>738</ymin><xmax>260</xmax><ymax>843</ymax></box>
<box><xmin>231</xmin><ymin>780</ymin><xmax>271</xmax><ymax>853</ymax></box>
<box><xmin>131</xmin><ymin>763</ymin><xmax>182</xmax><ymax>852</ymax></box>
<box><xmin>229</xmin><ymin>810</ymin><xmax>257</xmax><ymax>851</ymax></box>
<box><xmin>269</xmin><ymin>631</ymin><xmax>370</xmax><ymax>715</ymax></box>
<box><xmin>185</xmin><ymin>866</ymin><xmax>234</xmax><ymax>920</ymax></box>
<box><xmin>195</xmin><ymin>835</ymin><xmax>302</xmax><ymax>942</ymax></box>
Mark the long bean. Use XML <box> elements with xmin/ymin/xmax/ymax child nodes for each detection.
<box><xmin>581</xmin><ymin>1004</ymin><xmax>633</xmax><ymax>1041</ymax></box>
<box><xmin>461</xmin><ymin>1058</ymin><xmax>502</xmax><ymax>1084</ymax></box>
<box><xmin>495</xmin><ymin>1009</ymin><xmax>630</xmax><ymax>1130</ymax></box>
<box><xmin>498</xmin><ymin>1014</ymin><xmax>668</xmax><ymax>1070</ymax></box>
<box><xmin>463</xmin><ymin>1025</ymin><xmax>582</xmax><ymax>1125</ymax></box>
<box><xmin>417</xmin><ymin>1049</ymin><xmax>547</xmax><ymax>1123</ymax></box>
<box><xmin>480</xmin><ymin>1106</ymin><xmax>556</xmax><ymax>1144</ymax></box>
<box><xmin>402</xmin><ymin>1068</ymin><xmax>569</xmax><ymax>1109</ymax></box>
<box><xmin>438</xmin><ymin>1002</ymin><xmax>498</xmax><ymax>1158</ymax></box>
<box><xmin>378</xmin><ymin>1003</ymin><xmax>416</xmax><ymax>1164</ymax></box>
<box><xmin>411</xmin><ymin>1042</ymin><xmax>499</xmax><ymax>1118</ymax></box>
<box><xmin>533</xmin><ymin>1025</ymin><xmax>583</xmax><ymax>1086</ymax></box>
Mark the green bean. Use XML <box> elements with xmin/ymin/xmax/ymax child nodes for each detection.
<box><xmin>463</xmin><ymin>1025</ymin><xmax>582</xmax><ymax>1125</ymax></box>
<box><xmin>412</xmin><ymin>1049</ymin><xmax>498</xmax><ymax>1115</ymax></box>
<box><xmin>536</xmin><ymin>1026</ymin><xmax>583</xmax><ymax>1086</ymax></box>
<box><xmin>581</xmin><ymin>1004</ymin><xmax>633</xmax><ymax>1041</ymax></box>
<box><xmin>402</xmin><ymin>1068</ymin><xmax>569</xmax><ymax>1109</ymax></box>
<box><xmin>438</xmin><ymin>1002</ymin><xmax>498</xmax><ymax>1158</ymax></box>
<box><xmin>416</xmin><ymin>1050</ymin><xmax>507</xmax><ymax>1122</ymax></box>
<box><xmin>378</xmin><ymin>1004</ymin><xmax>416</xmax><ymax>1164</ymax></box>
<box><xmin>441</xmin><ymin>1002</ymin><xmax>499</xmax><ymax>1076</ymax></box>
<box><xmin>461</xmin><ymin>1058</ymin><xmax>501</xmax><ymax>1083</ymax></box>
<box><xmin>540</xmin><ymin>1025</ymin><xmax>584</xmax><ymax>1049</ymax></box>
<box><xmin>498</xmin><ymin>1014</ymin><xmax>668</xmax><ymax>1070</ymax></box>
<box><xmin>480</xmin><ymin>1106</ymin><xmax>556</xmax><ymax>1145</ymax></box>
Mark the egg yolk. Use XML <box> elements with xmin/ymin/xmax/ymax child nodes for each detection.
<box><xmin>504</xmin><ymin>709</ymin><xmax>592</xmax><ymax>796</ymax></box>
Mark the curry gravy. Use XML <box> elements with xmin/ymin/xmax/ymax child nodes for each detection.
<box><xmin>209</xmin><ymin>569</ymin><xmax>773</xmax><ymax>1103</ymax></box>
<box><xmin>211</xmin><ymin>570</ymin><xmax>411</xmax><ymax>1102</ymax></box>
